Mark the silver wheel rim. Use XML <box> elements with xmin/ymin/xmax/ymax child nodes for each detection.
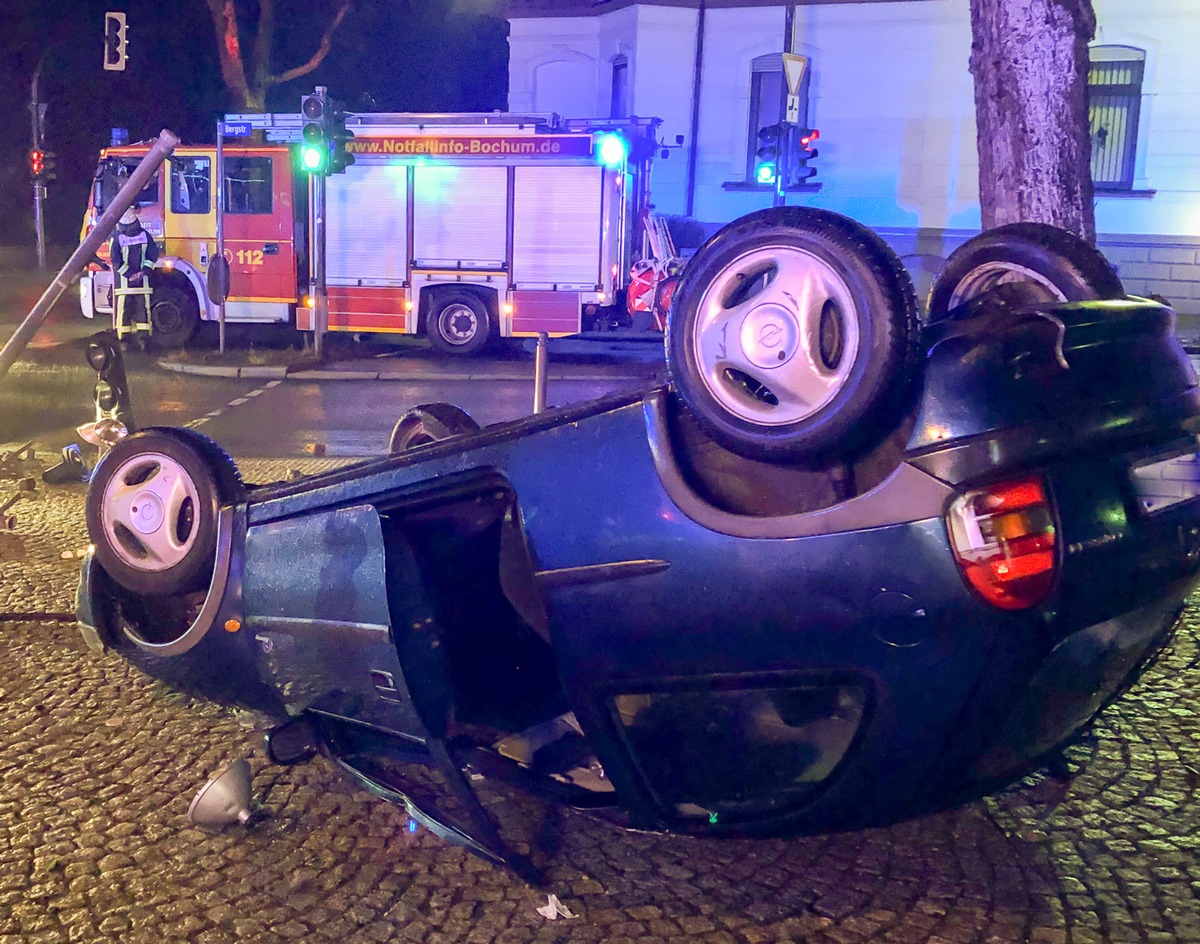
<box><xmin>437</xmin><ymin>304</ymin><xmax>479</xmax><ymax>346</ymax></box>
<box><xmin>101</xmin><ymin>452</ymin><xmax>201</xmax><ymax>573</ymax></box>
<box><xmin>690</xmin><ymin>244</ymin><xmax>861</xmax><ymax>427</ymax></box>
<box><xmin>946</xmin><ymin>261</ymin><xmax>1069</xmax><ymax>310</ymax></box>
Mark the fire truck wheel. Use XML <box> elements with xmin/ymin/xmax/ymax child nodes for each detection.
<box><xmin>86</xmin><ymin>429</ymin><xmax>236</xmax><ymax>597</ymax></box>
<box><xmin>426</xmin><ymin>291</ymin><xmax>492</xmax><ymax>356</ymax></box>
<box><xmin>666</xmin><ymin>207</ymin><xmax>921</xmax><ymax>463</ymax></box>
<box><xmin>149</xmin><ymin>285</ymin><xmax>200</xmax><ymax>349</ymax></box>
<box><xmin>926</xmin><ymin>222</ymin><xmax>1123</xmax><ymax>321</ymax></box>
<box><xmin>388</xmin><ymin>403</ymin><xmax>481</xmax><ymax>453</ymax></box>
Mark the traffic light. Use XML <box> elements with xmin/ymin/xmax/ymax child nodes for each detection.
<box><xmin>794</xmin><ymin>127</ymin><xmax>820</xmax><ymax>184</ymax></box>
<box><xmin>328</xmin><ymin>98</ymin><xmax>355</xmax><ymax>175</ymax></box>
<box><xmin>29</xmin><ymin>149</ymin><xmax>44</xmax><ymax>178</ymax></box>
<box><xmin>42</xmin><ymin>151</ymin><xmax>57</xmax><ymax>181</ymax></box>
<box><xmin>754</xmin><ymin>124</ymin><xmax>783</xmax><ymax>185</ymax></box>
<box><xmin>103</xmin><ymin>11</ymin><xmax>127</xmax><ymax>72</ymax></box>
<box><xmin>300</xmin><ymin>91</ymin><xmax>329</xmax><ymax>175</ymax></box>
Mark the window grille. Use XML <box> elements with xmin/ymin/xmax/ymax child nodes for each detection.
<box><xmin>1088</xmin><ymin>46</ymin><xmax>1145</xmax><ymax>190</ymax></box>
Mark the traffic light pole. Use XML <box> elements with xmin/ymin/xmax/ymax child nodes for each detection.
<box><xmin>215</xmin><ymin>120</ymin><xmax>227</xmax><ymax>354</ymax></box>
<box><xmin>30</xmin><ymin>59</ymin><xmax>46</xmax><ymax>270</ymax></box>
<box><xmin>775</xmin><ymin>2</ymin><xmax>796</xmax><ymax>208</ymax></box>
<box><xmin>312</xmin><ymin>173</ymin><xmax>328</xmax><ymax>361</ymax></box>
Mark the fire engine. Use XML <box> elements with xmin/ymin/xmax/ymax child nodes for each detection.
<box><xmin>78</xmin><ymin>113</ymin><xmax>661</xmax><ymax>353</ymax></box>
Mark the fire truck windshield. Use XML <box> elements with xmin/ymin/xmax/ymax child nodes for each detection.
<box><xmin>94</xmin><ymin>158</ymin><xmax>159</xmax><ymax>212</ymax></box>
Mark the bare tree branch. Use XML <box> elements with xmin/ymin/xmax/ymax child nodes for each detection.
<box><xmin>205</xmin><ymin>0</ymin><xmax>252</xmax><ymax>110</ymax></box>
<box><xmin>267</xmin><ymin>2</ymin><xmax>352</xmax><ymax>89</ymax></box>
<box><xmin>252</xmin><ymin>0</ymin><xmax>277</xmax><ymax>95</ymax></box>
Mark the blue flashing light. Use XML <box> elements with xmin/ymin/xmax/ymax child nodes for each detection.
<box><xmin>597</xmin><ymin>133</ymin><xmax>629</xmax><ymax>168</ymax></box>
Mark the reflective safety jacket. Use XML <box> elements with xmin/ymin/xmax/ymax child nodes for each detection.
<box><xmin>110</xmin><ymin>223</ymin><xmax>159</xmax><ymax>283</ymax></box>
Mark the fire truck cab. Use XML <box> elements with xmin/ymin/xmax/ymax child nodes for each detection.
<box><xmin>79</xmin><ymin>113</ymin><xmax>658</xmax><ymax>353</ymax></box>
<box><xmin>81</xmin><ymin>144</ymin><xmax>300</xmax><ymax>347</ymax></box>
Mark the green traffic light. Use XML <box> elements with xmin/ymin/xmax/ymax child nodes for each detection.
<box><xmin>301</xmin><ymin>145</ymin><xmax>326</xmax><ymax>173</ymax></box>
<box><xmin>756</xmin><ymin>162</ymin><xmax>777</xmax><ymax>184</ymax></box>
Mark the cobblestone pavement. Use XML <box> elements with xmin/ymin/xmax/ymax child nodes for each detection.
<box><xmin>1</xmin><ymin>456</ymin><xmax>1199</xmax><ymax>944</ymax></box>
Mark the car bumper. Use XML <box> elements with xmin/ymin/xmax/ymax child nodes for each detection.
<box><xmin>968</xmin><ymin>586</ymin><xmax>1187</xmax><ymax>782</ymax></box>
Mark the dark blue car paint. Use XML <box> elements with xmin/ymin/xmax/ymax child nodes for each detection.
<box><xmin>77</xmin><ymin>298</ymin><xmax>1200</xmax><ymax>853</ymax></box>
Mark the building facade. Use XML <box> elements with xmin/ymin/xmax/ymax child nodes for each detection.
<box><xmin>507</xmin><ymin>0</ymin><xmax>1200</xmax><ymax>315</ymax></box>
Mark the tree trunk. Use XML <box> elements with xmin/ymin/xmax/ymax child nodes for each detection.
<box><xmin>968</xmin><ymin>0</ymin><xmax>1097</xmax><ymax>242</ymax></box>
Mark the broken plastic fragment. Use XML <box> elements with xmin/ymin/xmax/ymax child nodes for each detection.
<box><xmin>536</xmin><ymin>894</ymin><xmax>575</xmax><ymax>920</ymax></box>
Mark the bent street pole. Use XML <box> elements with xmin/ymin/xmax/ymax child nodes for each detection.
<box><xmin>0</xmin><ymin>130</ymin><xmax>180</xmax><ymax>383</ymax></box>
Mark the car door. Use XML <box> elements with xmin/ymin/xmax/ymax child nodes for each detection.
<box><xmin>221</xmin><ymin>150</ymin><xmax>297</xmax><ymax>304</ymax></box>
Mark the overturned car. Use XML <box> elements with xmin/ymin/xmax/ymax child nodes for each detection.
<box><xmin>77</xmin><ymin>209</ymin><xmax>1200</xmax><ymax>880</ymax></box>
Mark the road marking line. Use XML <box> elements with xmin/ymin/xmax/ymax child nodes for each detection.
<box><xmin>184</xmin><ymin>380</ymin><xmax>276</xmax><ymax>431</ymax></box>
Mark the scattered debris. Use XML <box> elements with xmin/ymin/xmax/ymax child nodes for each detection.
<box><xmin>536</xmin><ymin>894</ymin><xmax>576</xmax><ymax>921</ymax></box>
<box><xmin>188</xmin><ymin>758</ymin><xmax>255</xmax><ymax>829</ymax></box>
<box><xmin>0</xmin><ymin>441</ymin><xmax>36</xmax><ymax>475</ymax></box>
<box><xmin>42</xmin><ymin>445</ymin><xmax>90</xmax><ymax>486</ymax></box>
<box><xmin>1</xmin><ymin>490</ymin><xmax>28</xmax><ymax>530</ymax></box>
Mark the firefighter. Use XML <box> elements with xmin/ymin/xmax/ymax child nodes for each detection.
<box><xmin>110</xmin><ymin>207</ymin><xmax>158</xmax><ymax>347</ymax></box>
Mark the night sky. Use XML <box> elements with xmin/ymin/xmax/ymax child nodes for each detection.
<box><xmin>0</xmin><ymin>0</ymin><xmax>509</xmax><ymax>248</ymax></box>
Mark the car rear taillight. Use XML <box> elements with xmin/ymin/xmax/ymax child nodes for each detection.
<box><xmin>946</xmin><ymin>476</ymin><xmax>1057</xmax><ymax>610</ymax></box>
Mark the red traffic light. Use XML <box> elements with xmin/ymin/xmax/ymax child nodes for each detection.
<box><xmin>799</xmin><ymin>128</ymin><xmax>820</xmax><ymax>149</ymax></box>
<box><xmin>29</xmin><ymin>149</ymin><xmax>45</xmax><ymax>176</ymax></box>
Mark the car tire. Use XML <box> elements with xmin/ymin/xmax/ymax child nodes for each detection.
<box><xmin>388</xmin><ymin>403</ymin><xmax>481</xmax><ymax>453</ymax></box>
<box><xmin>426</xmin><ymin>291</ymin><xmax>491</xmax><ymax>356</ymax></box>
<box><xmin>665</xmin><ymin>207</ymin><xmax>921</xmax><ymax>462</ymax></box>
<box><xmin>86</xmin><ymin>428</ymin><xmax>238</xmax><ymax>596</ymax></box>
<box><xmin>156</xmin><ymin>426</ymin><xmax>245</xmax><ymax>500</ymax></box>
<box><xmin>926</xmin><ymin>222</ymin><xmax>1124</xmax><ymax>321</ymax></box>
<box><xmin>149</xmin><ymin>284</ymin><xmax>201</xmax><ymax>349</ymax></box>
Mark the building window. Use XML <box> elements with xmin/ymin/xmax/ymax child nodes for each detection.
<box><xmin>745</xmin><ymin>54</ymin><xmax>810</xmax><ymax>185</ymax></box>
<box><xmin>610</xmin><ymin>57</ymin><xmax>629</xmax><ymax>119</ymax></box>
<box><xmin>1088</xmin><ymin>45</ymin><xmax>1145</xmax><ymax>191</ymax></box>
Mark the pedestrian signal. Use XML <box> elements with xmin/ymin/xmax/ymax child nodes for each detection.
<box><xmin>795</xmin><ymin>127</ymin><xmax>820</xmax><ymax>184</ymax></box>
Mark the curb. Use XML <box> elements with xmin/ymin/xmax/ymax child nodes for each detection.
<box><xmin>158</xmin><ymin>361</ymin><xmax>289</xmax><ymax>380</ymax></box>
<box><xmin>157</xmin><ymin>360</ymin><xmax>664</xmax><ymax>384</ymax></box>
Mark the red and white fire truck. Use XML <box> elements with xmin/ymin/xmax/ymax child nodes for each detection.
<box><xmin>79</xmin><ymin>112</ymin><xmax>662</xmax><ymax>353</ymax></box>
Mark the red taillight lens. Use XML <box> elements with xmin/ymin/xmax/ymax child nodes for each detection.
<box><xmin>946</xmin><ymin>476</ymin><xmax>1057</xmax><ymax>610</ymax></box>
